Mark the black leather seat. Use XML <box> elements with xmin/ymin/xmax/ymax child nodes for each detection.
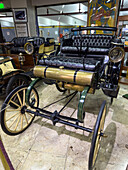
<box><xmin>60</xmin><ymin>34</ymin><xmax>115</xmax><ymax>56</ymax></box>
<box><xmin>10</xmin><ymin>37</ymin><xmax>45</xmax><ymax>54</ymax></box>
<box><xmin>39</xmin><ymin>56</ymin><xmax>102</xmax><ymax>71</ymax></box>
<box><xmin>38</xmin><ymin>34</ymin><xmax>120</xmax><ymax>72</ymax></box>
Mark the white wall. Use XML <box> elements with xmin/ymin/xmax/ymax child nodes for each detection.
<box><xmin>10</xmin><ymin>0</ymin><xmax>27</xmax><ymax>8</ymax></box>
<box><xmin>2</xmin><ymin>0</ymin><xmax>11</xmax><ymax>8</ymax></box>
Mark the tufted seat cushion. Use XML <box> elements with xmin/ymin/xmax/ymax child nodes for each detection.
<box><xmin>61</xmin><ymin>34</ymin><xmax>114</xmax><ymax>56</ymax></box>
<box><xmin>10</xmin><ymin>37</ymin><xmax>45</xmax><ymax>54</ymax></box>
<box><xmin>88</xmin><ymin>48</ymin><xmax>109</xmax><ymax>55</ymax></box>
<box><xmin>39</xmin><ymin>56</ymin><xmax>102</xmax><ymax>71</ymax></box>
<box><xmin>81</xmin><ymin>34</ymin><xmax>114</xmax><ymax>48</ymax></box>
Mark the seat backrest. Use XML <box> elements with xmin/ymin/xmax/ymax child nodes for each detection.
<box><xmin>81</xmin><ymin>34</ymin><xmax>115</xmax><ymax>48</ymax></box>
<box><xmin>60</xmin><ymin>34</ymin><xmax>115</xmax><ymax>57</ymax></box>
<box><xmin>11</xmin><ymin>37</ymin><xmax>28</xmax><ymax>47</ymax></box>
<box><xmin>32</xmin><ymin>37</ymin><xmax>45</xmax><ymax>46</ymax></box>
<box><xmin>71</xmin><ymin>34</ymin><xmax>115</xmax><ymax>48</ymax></box>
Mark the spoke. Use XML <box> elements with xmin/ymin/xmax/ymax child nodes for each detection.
<box><xmin>14</xmin><ymin>115</ymin><xmax>21</xmax><ymax>131</ymax></box>
<box><xmin>23</xmin><ymin>89</ymin><xmax>26</xmax><ymax>106</ymax></box>
<box><xmin>6</xmin><ymin>108</ymin><xmax>21</xmax><ymax>112</ymax></box>
<box><xmin>10</xmin><ymin>100</ymin><xmax>21</xmax><ymax>108</ymax></box>
<box><xmin>22</xmin><ymin>81</ymin><xmax>25</xmax><ymax>85</ymax></box>
<box><xmin>31</xmin><ymin>93</ymin><xmax>35</xmax><ymax>98</ymax></box>
<box><xmin>24</xmin><ymin>114</ymin><xmax>28</xmax><ymax>125</ymax></box>
<box><xmin>8</xmin><ymin>114</ymin><xmax>20</xmax><ymax>129</ymax></box>
<box><xmin>17</xmin><ymin>92</ymin><xmax>23</xmax><ymax>106</ymax></box>
<box><xmin>27</xmin><ymin>112</ymin><xmax>34</xmax><ymax>118</ymax></box>
<box><xmin>21</xmin><ymin>115</ymin><xmax>23</xmax><ymax>130</ymax></box>
<box><xmin>18</xmin><ymin>79</ymin><xmax>21</xmax><ymax>86</ymax></box>
<box><xmin>93</xmin><ymin>135</ymin><xmax>100</xmax><ymax>165</ymax></box>
<box><xmin>6</xmin><ymin>112</ymin><xmax>21</xmax><ymax>122</ymax></box>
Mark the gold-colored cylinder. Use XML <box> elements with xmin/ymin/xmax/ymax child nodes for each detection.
<box><xmin>34</xmin><ymin>66</ymin><xmax>94</xmax><ymax>86</ymax></box>
<box><xmin>58</xmin><ymin>82</ymin><xmax>95</xmax><ymax>93</ymax></box>
<box><xmin>58</xmin><ymin>82</ymin><xmax>85</xmax><ymax>92</ymax></box>
<box><xmin>76</xmin><ymin>71</ymin><xmax>93</xmax><ymax>86</ymax></box>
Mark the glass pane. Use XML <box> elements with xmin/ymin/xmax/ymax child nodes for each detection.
<box><xmin>121</xmin><ymin>0</ymin><xmax>128</xmax><ymax>8</ymax></box>
<box><xmin>37</xmin><ymin>2</ymin><xmax>88</xmax><ymax>15</ymax></box>
<box><xmin>119</xmin><ymin>11</ymin><xmax>128</xmax><ymax>16</ymax></box>
<box><xmin>37</xmin><ymin>3</ymin><xmax>87</xmax><ymax>43</ymax></box>
<box><xmin>0</xmin><ymin>12</ymin><xmax>15</xmax><ymax>41</ymax></box>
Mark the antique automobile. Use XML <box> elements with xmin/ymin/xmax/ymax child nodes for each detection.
<box><xmin>0</xmin><ymin>0</ymin><xmax>124</xmax><ymax>170</ymax></box>
<box><xmin>0</xmin><ymin>26</ymin><xmax>124</xmax><ymax>169</ymax></box>
<box><xmin>0</xmin><ymin>55</ymin><xmax>31</xmax><ymax>96</ymax></box>
<box><xmin>0</xmin><ymin>37</ymin><xmax>55</xmax><ymax>96</ymax></box>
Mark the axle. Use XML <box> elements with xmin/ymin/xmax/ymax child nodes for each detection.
<box><xmin>26</xmin><ymin>108</ymin><xmax>105</xmax><ymax>137</ymax></box>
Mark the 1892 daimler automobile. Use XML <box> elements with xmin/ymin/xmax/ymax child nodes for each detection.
<box><xmin>0</xmin><ymin>0</ymin><xmax>124</xmax><ymax>169</ymax></box>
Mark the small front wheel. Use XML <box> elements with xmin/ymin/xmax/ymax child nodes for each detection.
<box><xmin>88</xmin><ymin>101</ymin><xmax>107</xmax><ymax>170</ymax></box>
<box><xmin>0</xmin><ymin>85</ymin><xmax>39</xmax><ymax>136</ymax></box>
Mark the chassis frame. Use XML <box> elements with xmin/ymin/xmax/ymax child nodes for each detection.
<box><xmin>1</xmin><ymin>77</ymin><xmax>107</xmax><ymax>170</ymax></box>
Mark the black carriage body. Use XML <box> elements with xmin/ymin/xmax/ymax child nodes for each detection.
<box><xmin>38</xmin><ymin>26</ymin><xmax>124</xmax><ymax>98</ymax></box>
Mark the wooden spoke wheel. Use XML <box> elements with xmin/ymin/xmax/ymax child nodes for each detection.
<box><xmin>0</xmin><ymin>85</ymin><xmax>39</xmax><ymax>136</ymax></box>
<box><xmin>6</xmin><ymin>74</ymin><xmax>30</xmax><ymax>96</ymax></box>
<box><xmin>56</xmin><ymin>83</ymin><xmax>67</xmax><ymax>93</ymax></box>
<box><xmin>88</xmin><ymin>100</ymin><xmax>107</xmax><ymax>170</ymax></box>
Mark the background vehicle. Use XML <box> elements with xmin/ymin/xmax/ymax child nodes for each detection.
<box><xmin>0</xmin><ymin>37</ymin><xmax>56</xmax><ymax>96</ymax></box>
<box><xmin>0</xmin><ymin>55</ymin><xmax>31</xmax><ymax>96</ymax></box>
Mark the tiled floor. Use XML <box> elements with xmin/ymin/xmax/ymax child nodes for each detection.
<box><xmin>0</xmin><ymin>82</ymin><xmax>128</xmax><ymax>170</ymax></box>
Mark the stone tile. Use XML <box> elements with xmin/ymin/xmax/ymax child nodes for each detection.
<box><xmin>0</xmin><ymin>83</ymin><xmax>128</xmax><ymax>170</ymax></box>
<box><xmin>0</xmin><ymin>160</ymin><xmax>5</xmax><ymax>170</ymax></box>
<box><xmin>0</xmin><ymin>122</ymin><xmax>41</xmax><ymax>152</ymax></box>
<box><xmin>31</xmin><ymin>126</ymin><xmax>70</xmax><ymax>156</ymax></box>
<box><xmin>65</xmin><ymin>137</ymin><xmax>90</xmax><ymax>170</ymax></box>
<box><xmin>20</xmin><ymin>151</ymin><xmax>66</xmax><ymax>170</ymax></box>
<box><xmin>5</xmin><ymin>148</ymin><xmax>28</xmax><ymax>170</ymax></box>
<box><xmin>106</xmin><ymin>162</ymin><xmax>127</xmax><ymax>170</ymax></box>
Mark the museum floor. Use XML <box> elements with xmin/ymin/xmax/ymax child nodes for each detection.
<box><xmin>0</xmin><ymin>82</ymin><xmax>128</xmax><ymax>170</ymax></box>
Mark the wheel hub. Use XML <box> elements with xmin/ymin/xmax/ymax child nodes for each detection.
<box><xmin>21</xmin><ymin>105</ymin><xmax>27</xmax><ymax>114</ymax></box>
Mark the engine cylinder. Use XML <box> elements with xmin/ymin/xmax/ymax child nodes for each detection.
<box><xmin>34</xmin><ymin>66</ymin><xmax>94</xmax><ymax>86</ymax></box>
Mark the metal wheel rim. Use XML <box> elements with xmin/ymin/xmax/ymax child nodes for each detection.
<box><xmin>92</xmin><ymin>105</ymin><xmax>106</xmax><ymax>167</ymax></box>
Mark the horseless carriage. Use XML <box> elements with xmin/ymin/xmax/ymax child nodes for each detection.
<box><xmin>0</xmin><ymin>37</ymin><xmax>55</xmax><ymax>96</ymax></box>
<box><xmin>0</xmin><ymin>0</ymin><xmax>124</xmax><ymax>169</ymax></box>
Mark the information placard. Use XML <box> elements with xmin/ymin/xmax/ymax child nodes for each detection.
<box><xmin>15</xmin><ymin>23</ymin><xmax>28</xmax><ymax>37</ymax></box>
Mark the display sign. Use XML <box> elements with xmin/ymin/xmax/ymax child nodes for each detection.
<box><xmin>13</xmin><ymin>9</ymin><xmax>27</xmax><ymax>22</ymax></box>
<box><xmin>88</xmin><ymin>0</ymin><xmax>120</xmax><ymax>34</ymax></box>
<box><xmin>15</xmin><ymin>23</ymin><xmax>28</xmax><ymax>37</ymax></box>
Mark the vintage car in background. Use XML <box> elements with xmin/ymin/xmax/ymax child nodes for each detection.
<box><xmin>0</xmin><ymin>37</ymin><xmax>56</xmax><ymax>96</ymax></box>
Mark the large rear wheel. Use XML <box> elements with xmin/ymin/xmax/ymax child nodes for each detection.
<box><xmin>0</xmin><ymin>85</ymin><xmax>39</xmax><ymax>136</ymax></box>
<box><xmin>88</xmin><ymin>100</ymin><xmax>107</xmax><ymax>170</ymax></box>
<box><xmin>6</xmin><ymin>74</ymin><xmax>30</xmax><ymax>96</ymax></box>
